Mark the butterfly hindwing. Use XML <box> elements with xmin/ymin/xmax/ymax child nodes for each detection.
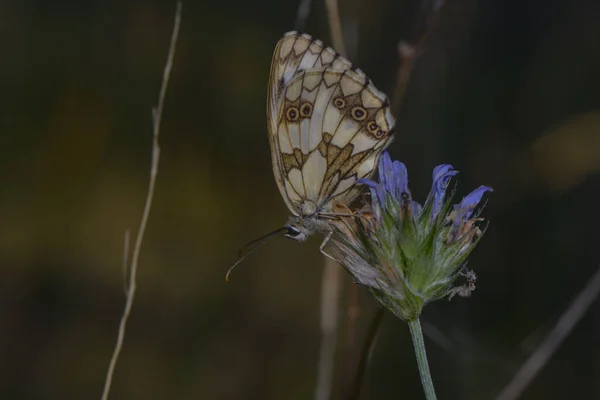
<box><xmin>267</xmin><ymin>31</ymin><xmax>395</xmax><ymax>218</ymax></box>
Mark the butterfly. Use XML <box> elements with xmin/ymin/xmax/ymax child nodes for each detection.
<box><xmin>228</xmin><ymin>31</ymin><xmax>395</xmax><ymax>278</ymax></box>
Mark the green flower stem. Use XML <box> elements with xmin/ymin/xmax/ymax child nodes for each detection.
<box><xmin>408</xmin><ymin>318</ymin><xmax>437</xmax><ymax>400</ymax></box>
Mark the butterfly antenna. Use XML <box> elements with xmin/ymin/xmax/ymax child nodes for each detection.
<box><xmin>226</xmin><ymin>227</ymin><xmax>289</xmax><ymax>282</ymax></box>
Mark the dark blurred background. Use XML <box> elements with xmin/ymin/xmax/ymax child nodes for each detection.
<box><xmin>1</xmin><ymin>0</ymin><xmax>600</xmax><ymax>399</ymax></box>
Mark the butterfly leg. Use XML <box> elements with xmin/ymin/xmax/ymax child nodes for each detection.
<box><xmin>319</xmin><ymin>230</ymin><xmax>339</xmax><ymax>263</ymax></box>
<box><xmin>319</xmin><ymin>212</ymin><xmax>356</xmax><ymax>218</ymax></box>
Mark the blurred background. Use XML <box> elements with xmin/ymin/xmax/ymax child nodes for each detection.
<box><xmin>1</xmin><ymin>0</ymin><xmax>600</xmax><ymax>398</ymax></box>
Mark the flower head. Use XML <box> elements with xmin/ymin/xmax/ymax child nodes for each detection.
<box><xmin>333</xmin><ymin>152</ymin><xmax>492</xmax><ymax>321</ymax></box>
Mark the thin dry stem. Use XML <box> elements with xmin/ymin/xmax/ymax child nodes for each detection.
<box><xmin>315</xmin><ymin>257</ymin><xmax>343</xmax><ymax>400</ymax></box>
<box><xmin>495</xmin><ymin>265</ymin><xmax>600</xmax><ymax>400</ymax></box>
<box><xmin>294</xmin><ymin>0</ymin><xmax>313</xmax><ymax>32</ymax></box>
<box><xmin>391</xmin><ymin>1</ymin><xmax>445</xmax><ymax>115</ymax></box>
<box><xmin>347</xmin><ymin>307</ymin><xmax>385</xmax><ymax>400</ymax></box>
<box><xmin>100</xmin><ymin>3</ymin><xmax>182</xmax><ymax>400</ymax></box>
<box><xmin>121</xmin><ymin>230</ymin><xmax>130</xmax><ymax>294</ymax></box>
<box><xmin>391</xmin><ymin>42</ymin><xmax>419</xmax><ymax>115</ymax></box>
<box><xmin>315</xmin><ymin>0</ymin><xmax>346</xmax><ymax>400</ymax></box>
<box><xmin>324</xmin><ymin>0</ymin><xmax>346</xmax><ymax>57</ymax></box>
<box><xmin>340</xmin><ymin>283</ymin><xmax>360</xmax><ymax>398</ymax></box>
<box><xmin>314</xmin><ymin>3</ymin><xmax>347</xmax><ymax>400</ymax></box>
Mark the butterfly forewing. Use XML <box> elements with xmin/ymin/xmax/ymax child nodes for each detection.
<box><xmin>267</xmin><ymin>31</ymin><xmax>395</xmax><ymax>221</ymax></box>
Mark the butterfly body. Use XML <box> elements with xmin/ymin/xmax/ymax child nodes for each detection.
<box><xmin>267</xmin><ymin>32</ymin><xmax>395</xmax><ymax>245</ymax></box>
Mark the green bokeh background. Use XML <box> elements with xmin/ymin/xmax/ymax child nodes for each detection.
<box><xmin>2</xmin><ymin>0</ymin><xmax>600</xmax><ymax>399</ymax></box>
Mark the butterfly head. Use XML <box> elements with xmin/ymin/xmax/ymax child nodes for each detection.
<box><xmin>284</xmin><ymin>223</ymin><xmax>310</xmax><ymax>242</ymax></box>
<box><xmin>284</xmin><ymin>214</ymin><xmax>330</xmax><ymax>242</ymax></box>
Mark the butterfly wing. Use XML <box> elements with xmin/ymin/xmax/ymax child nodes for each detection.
<box><xmin>267</xmin><ymin>31</ymin><xmax>350</xmax><ymax>216</ymax></box>
<box><xmin>267</xmin><ymin>31</ymin><xmax>395</xmax><ymax>216</ymax></box>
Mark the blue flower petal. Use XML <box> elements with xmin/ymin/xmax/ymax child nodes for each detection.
<box><xmin>391</xmin><ymin>161</ymin><xmax>409</xmax><ymax>199</ymax></box>
<box><xmin>448</xmin><ymin>186</ymin><xmax>492</xmax><ymax>242</ymax></box>
<box><xmin>360</xmin><ymin>154</ymin><xmax>412</xmax><ymax>212</ymax></box>
<box><xmin>430</xmin><ymin>164</ymin><xmax>457</xmax><ymax>218</ymax></box>
<box><xmin>378</xmin><ymin>152</ymin><xmax>392</xmax><ymax>191</ymax></box>
<box><xmin>457</xmin><ymin>185</ymin><xmax>493</xmax><ymax>221</ymax></box>
<box><xmin>357</xmin><ymin>178</ymin><xmax>377</xmax><ymax>188</ymax></box>
<box><xmin>432</xmin><ymin>164</ymin><xmax>456</xmax><ymax>183</ymax></box>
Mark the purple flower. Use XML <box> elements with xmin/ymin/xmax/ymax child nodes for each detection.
<box><xmin>359</xmin><ymin>152</ymin><xmax>410</xmax><ymax>208</ymax></box>
<box><xmin>332</xmin><ymin>151</ymin><xmax>493</xmax><ymax>321</ymax></box>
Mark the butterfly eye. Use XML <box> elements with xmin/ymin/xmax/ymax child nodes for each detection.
<box><xmin>334</xmin><ymin>97</ymin><xmax>346</xmax><ymax>109</ymax></box>
<box><xmin>351</xmin><ymin>106</ymin><xmax>367</xmax><ymax>121</ymax></box>
<box><xmin>286</xmin><ymin>106</ymin><xmax>300</xmax><ymax>122</ymax></box>
<box><xmin>367</xmin><ymin>121</ymin><xmax>379</xmax><ymax>134</ymax></box>
<box><xmin>286</xmin><ymin>226</ymin><xmax>301</xmax><ymax>237</ymax></box>
<box><xmin>300</xmin><ymin>102</ymin><xmax>313</xmax><ymax>117</ymax></box>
